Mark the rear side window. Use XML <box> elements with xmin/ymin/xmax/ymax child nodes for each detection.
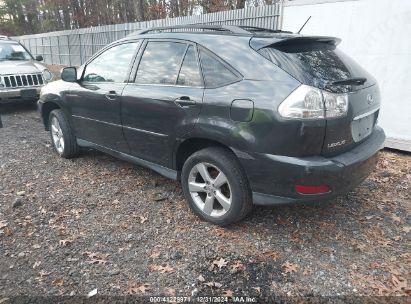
<box><xmin>199</xmin><ymin>48</ymin><xmax>240</xmax><ymax>88</ymax></box>
<box><xmin>177</xmin><ymin>46</ymin><xmax>202</xmax><ymax>87</ymax></box>
<box><xmin>136</xmin><ymin>41</ymin><xmax>187</xmax><ymax>85</ymax></box>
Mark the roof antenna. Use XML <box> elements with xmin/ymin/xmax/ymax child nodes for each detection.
<box><xmin>297</xmin><ymin>16</ymin><xmax>311</xmax><ymax>34</ymax></box>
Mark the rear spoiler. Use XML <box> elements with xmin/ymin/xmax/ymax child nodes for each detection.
<box><xmin>250</xmin><ymin>36</ymin><xmax>342</xmax><ymax>51</ymax></box>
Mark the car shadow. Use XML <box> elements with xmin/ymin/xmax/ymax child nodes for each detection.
<box><xmin>0</xmin><ymin>101</ymin><xmax>37</xmax><ymax>114</ymax></box>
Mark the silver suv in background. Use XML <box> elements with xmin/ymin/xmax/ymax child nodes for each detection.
<box><xmin>0</xmin><ymin>36</ymin><xmax>53</xmax><ymax>103</ymax></box>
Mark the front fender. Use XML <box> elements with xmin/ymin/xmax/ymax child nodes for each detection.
<box><xmin>38</xmin><ymin>80</ymin><xmax>73</xmax><ymax>129</ymax></box>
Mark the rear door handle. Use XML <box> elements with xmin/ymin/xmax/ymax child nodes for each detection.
<box><xmin>174</xmin><ymin>96</ymin><xmax>196</xmax><ymax>107</ymax></box>
<box><xmin>105</xmin><ymin>91</ymin><xmax>117</xmax><ymax>101</ymax></box>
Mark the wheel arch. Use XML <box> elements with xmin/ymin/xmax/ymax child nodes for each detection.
<box><xmin>40</xmin><ymin>101</ymin><xmax>60</xmax><ymax>130</ymax></box>
<box><xmin>174</xmin><ymin>137</ymin><xmax>238</xmax><ymax>179</ymax></box>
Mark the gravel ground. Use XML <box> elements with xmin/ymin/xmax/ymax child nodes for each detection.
<box><xmin>0</xmin><ymin>103</ymin><xmax>410</xmax><ymax>301</ymax></box>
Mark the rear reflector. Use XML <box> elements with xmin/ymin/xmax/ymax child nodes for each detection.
<box><xmin>295</xmin><ymin>184</ymin><xmax>330</xmax><ymax>195</ymax></box>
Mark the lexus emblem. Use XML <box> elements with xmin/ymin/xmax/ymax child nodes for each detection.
<box><xmin>367</xmin><ymin>94</ymin><xmax>374</xmax><ymax>104</ymax></box>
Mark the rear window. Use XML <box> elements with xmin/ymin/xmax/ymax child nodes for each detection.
<box><xmin>258</xmin><ymin>43</ymin><xmax>374</xmax><ymax>91</ymax></box>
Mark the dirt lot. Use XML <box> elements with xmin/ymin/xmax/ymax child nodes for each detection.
<box><xmin>0</xmin><ymin>103</ymin><xmax>410</xmax><ymax>301</ymax></box>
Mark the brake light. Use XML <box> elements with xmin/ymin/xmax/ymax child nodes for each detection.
<box><xmin>279</xmin><ymin>85</ymin><xmax>348</xmax><ymax>120</ymax></box>
<box><xmin>295</xmin><ymin>184</ymin><xmax>330</xmax><ymax>195</ymax></box>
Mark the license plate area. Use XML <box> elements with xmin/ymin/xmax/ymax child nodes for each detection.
<box><xmin>20</xmin><ymin>89</ymin><xmax>38</xmax><ymax>99</ymax></box>
<box><xmin>351</xmin><ymin>113</ymin><xmax>375</xmax><ymax>142</ymax></box>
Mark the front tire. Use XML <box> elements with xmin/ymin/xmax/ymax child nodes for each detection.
<box><xmin>181</xmin><ymin>147</ymin><xmax>252</xmax><ymax>226</ymax></box>
<box><xmin>49</xmin><ymin>109</ymin><xmax>79</xmax><ymax>158</ymax></box>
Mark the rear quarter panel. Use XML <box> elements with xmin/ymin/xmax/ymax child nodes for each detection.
<box><xmin>194</xmin><ymin>77</ymin><xmax>327</xmax><ymax>157</ymax></box>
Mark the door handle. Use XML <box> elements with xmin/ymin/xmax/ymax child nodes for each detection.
<box><xmin>174</xmin><ymin>96</ymin><xmax>196</xmax><ymax>107</ymax></box>
<box><xmin>105</xmin><ymin>91</ymin><xmax>117</xmax><ymax>101</ymax></box>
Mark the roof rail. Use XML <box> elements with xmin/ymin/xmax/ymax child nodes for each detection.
<box><xmin>133</xmin><ymin>24</ymin><xmax>253</xmax><ymax>36</ymax></box>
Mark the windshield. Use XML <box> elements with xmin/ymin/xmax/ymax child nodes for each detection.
<box><xmin>0</xmin><ymin>42</ymin><xmax>33</xmax><ymax>61</ymax></box>
<box><xmin>258</xmin><ymin>43</ymin><xmax>375</xmax><ymax>92</ymax></box>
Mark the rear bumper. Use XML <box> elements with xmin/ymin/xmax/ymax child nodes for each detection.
<box><xmin>0</xmin><ymin>87</ymin><xmax>41</xmax><ymax>103</ymax></box>
<box><xmin>236</xmin><ymin>126</ymin><xmax>385</xmax><ymax>205</ymax></box>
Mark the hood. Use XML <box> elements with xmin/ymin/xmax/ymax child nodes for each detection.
<box><xmin>0</xmin><ymin>60</ymin><xmax>47</xmax><ymax>75</ymax></box>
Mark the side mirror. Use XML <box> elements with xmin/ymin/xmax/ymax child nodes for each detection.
<box><xmin>35</xmin><ymin>55</ymin><xmax>43</xmax><ymax>61</ymax></box>
<box><xmin>61</xmin><ymin>67</ymin><xmax>77</xmax><ymax>82</ymax></box>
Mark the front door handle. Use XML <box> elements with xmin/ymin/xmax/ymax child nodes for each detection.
<box><xmin>174</xmin><ymin>96</ymin><xmax>196</xmax><ymax>107</ymax></box>
<box><xmin>105</xmin><ymin>91</ymin><xmax>118</xmax><ymax>101</ymax></box>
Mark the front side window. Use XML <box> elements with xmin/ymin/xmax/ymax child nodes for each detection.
<box><xmin>83</xmin><ymin>42</ymin><xmax>138</xmax><ymax>83</ymax></box>
<box><xmin>199</xmin><ymin>48</ymin><xmax>240</xmax><ymax>88</ymax></box>
<box><xmin>177</xmin><ymin>45</ymin><xmax>202</xmax><ymax>87</ymax></box>
<box><xmin>135</xmin><ymin>41</ymin><xmax>187</xmax><ymax>85</ymax></box>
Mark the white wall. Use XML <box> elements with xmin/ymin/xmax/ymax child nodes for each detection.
<box><xmin>283</xmin><ymin>0</ymin><xmax>411</xmax><ymax>151</ymax></box>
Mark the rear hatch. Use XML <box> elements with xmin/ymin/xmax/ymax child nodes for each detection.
<box><xmin>252</xmin><ymin>35</ymin><xmax>380</xmax><ymax>156</ymax></box>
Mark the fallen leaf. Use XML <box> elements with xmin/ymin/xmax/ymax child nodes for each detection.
<box><xmin>204</xmin><ymin>282</ymin><xmax>222</xmax><ymax>288</ymax></box>
<box><xmin>83</xmin><ymin>252</ymin><xmax>110</xmax><ymax>260</ymax></box>
<box><xmin>253</xmin><ymin>287</ymin><xmax>261</xmax><ymax>293</ymax></box>
<box><xmin>370</xmin><ymin>282</ymin><xmax>389</xmax><ymax>295</ymax></box>
<box><xmin>128</xmin><ymin>283</ymin><xmax>151</xmax><ymax>294</ymax></box>
<box><xmin>391</xmin><ymin>275</ymin><xmax>407</xmax><ymax>291</ymax></box>
<box><xmin>352</xmin><ymin>241</ymin><xmax>368</xmax><ymax>252</ymax></box>
<box><xmin>88</xmin><ymin>258</ymin><xmax>107</xmax><ymax>265</ymax></box>
<box><xmin>159</xmin><ymin>265</ymin><xmax>174</xmax><ymax>273</ymax></box>
<box><xmin>391</xmin><ymin>215</ymin><xmax>402</xmax><ymax>223</ymax></box>
<box><xmin>87</xmin><ymin>288</ymin><xmax>98</xmax><ymax>298</ymax></box>
<box><xmin>231</xmin><ymin>260</ymin><xmax>245</xmax><ymax>272</ymax></box>
<box><xmin>52</xmin><ymin>278</ymin><xmax>64</xmax><ymax>286</ymax></box>
<box><xmin>369</xmin><ymin>262</ymin><xmax>380</xmax><ymax>269</ymax></box>
<box><xmin>16</xmin><ymin>191</ymin><xmax>25</xmax><ymax>196</ymax></box>
<box><xmin>164</xmin><ymin>287</ymin><xmax>176</xmax><ymax>296</ymax></box>
<box><xmin>59</xmin><ymin>239</ymin><xmax>72</xmax><ymax>246</ymax></box>
<box><xmin>303</xmin><ymin>267</ymin><xmax>312</xmax><ymax>275</ymax></box>
<box><xmin>148</xmin><ymin>264</ymin><xmax>174</xmax><ymax>273</ymax></box>
<box><xmin>377</xmin><ymin>240</ymin><xmax>392</xmax><ymax>247</ymax></box>
<box><xmin>212</xmin><ymin>258</ymin><xmax>228</xmax><ymax>269</ymax></box>
<box><xmin>149</xmin><ymin>251</ymin><xmax>160</xmax><ymax>259</ymax></box>
<box><xmin>139</xmin><ymin>216</ymin><xmax>147</xmax><ymax>224</ymax></box>
<box><xmin>276</xmin><ymin>216</ymin><xmax>288</xmax><ymax>225</ymax></box>
<box><xmin>282</xmin><ymin>262</ymin><xmax>298</xmax><ymax>274</ymax></box>
<box><xmin>0</xmin><ymin>221</ymin><xmax>8</xmax><ymax>229</ymax></box>
<box><xmin>39</xmin><ymin>270</ymin><xmax>51</xmax><ymax>277</ymax></box>
<box><xmin>402</xmin><ymin>226</ymin><xmax>411</xmax><ymax>233</ymax></box>
<box><xmin>197</xmin><ymin>274</ymin><xmax>205</xmax><ymax>282</ymax></box>
<box><xmin>222</xmin><ymin>290</ymin><xmax>233</xmax><ymax>298</ymax></box>
<box><xmin>4</xmin><ymin>227</ymin><xmax>13</xmax><ymax>236</ymax></box>
<box><xmin>320</xmin><ymin>247</ymin><xmax>334</xmax><ymax>253</ymax></box>
<box><xmin>262</xmin><ymin>250</ymin><xmax>281</xmax><ymax>261</ymax></box>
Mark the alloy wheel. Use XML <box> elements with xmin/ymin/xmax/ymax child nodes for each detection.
<box><xmin>51</xmin><ymin>117</ymin><xmax>65</xmax><ymax>154</ymax></box>
<box><xmin>188</xmin><ymin>162</ymin><xmax>232</xmax><ymax>218</ymax></box>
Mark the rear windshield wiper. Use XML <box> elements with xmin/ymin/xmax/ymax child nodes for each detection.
<box><xmin>332</xmin><ymin>77</ymin><xmax>367</xmax><ymax>86</ymax></box>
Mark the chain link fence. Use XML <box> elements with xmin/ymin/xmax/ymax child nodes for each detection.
<box><xmin>13</xmin><ymin>4</ymin><xmax>283</xmax><ymax>66</ymax></box>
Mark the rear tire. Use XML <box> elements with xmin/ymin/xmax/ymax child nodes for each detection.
<box><xmin>181</xmin><ymin>147</ymin><xmax>252</xmax><ymax>226</ymax></box>
<box><xmin>49</xmin><ymin>109</ymin><xmax>79</xmax><ymax>159</ymax></box>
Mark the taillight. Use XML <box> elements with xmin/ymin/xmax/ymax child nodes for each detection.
<box><xmin>279</xmin><ymin>85</ymin><xmax>348</xmax><ymax>120</ymax></box>
<box><xmin>295</xmin><ymin>184</ymin><xmax>330</xmax><ymax>195</ymax></box>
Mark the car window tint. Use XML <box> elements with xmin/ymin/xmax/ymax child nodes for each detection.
<box><xmin>199</xmin><ymin>49</ymin><xmax>239</xmax><ymax>88</ymax></box>
<box><xmin>136</xmin><ymin>41</ymin><xmax>187</xmax><ymax>85</ymax></box>
<box><xmin>83</xmin><ymin>43</ymin><xmax>138</xmax><ymax>82</ymax></box>
<box><xmin>177</xmin><ymin>45</ymin><xmax>202</xmax><ymax>87</ymax></box>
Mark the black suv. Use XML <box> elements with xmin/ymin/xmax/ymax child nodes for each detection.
<box><xmin>38</xmin><ymin>25</ymin><xmax>385</xmax><ymax>225</ymax></box>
